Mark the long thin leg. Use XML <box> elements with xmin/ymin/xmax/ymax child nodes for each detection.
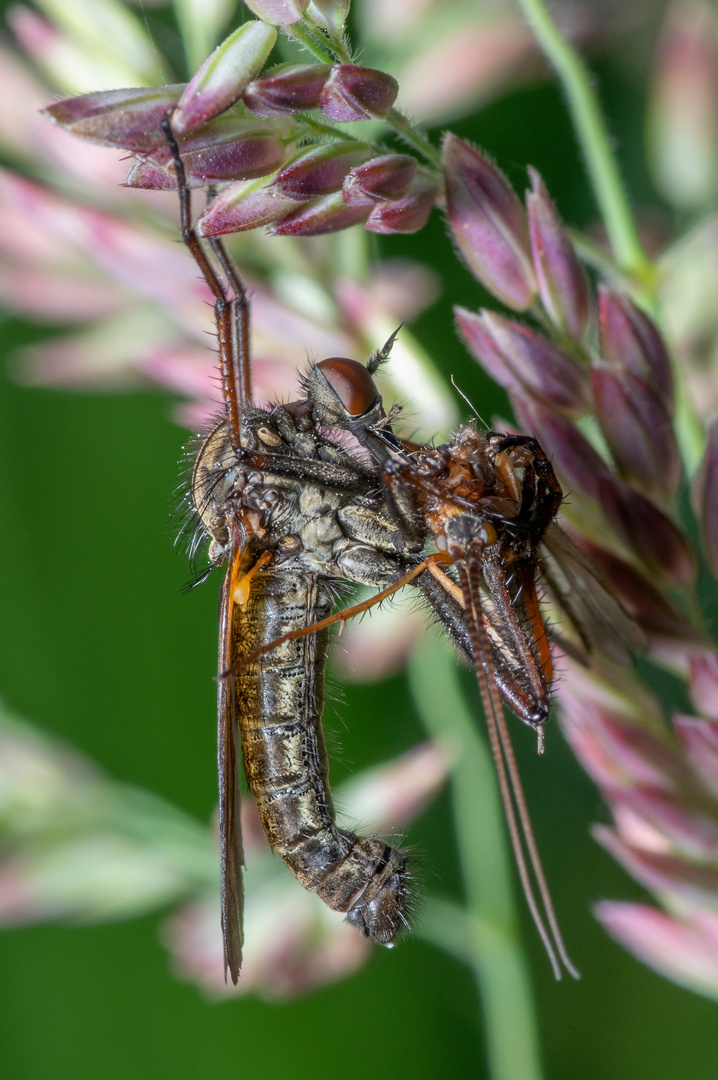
<box><xmin>208</xmin><ymin>236</ymin><xmax>252</xmax><ymax>410</ymax></box>
<box><xmin>455</xmin><ymin>544</ymin><xmax>580</xmax><ymax>980</ymax></box>
<box><xmin>227</xmin><ymin>553</ymin><xmax>449</xmax><ymax>672</ymax></box>
<box><xmin>161</xmin><ymin>112</ymin><xmax>252</xmax><ymax>446</ymax></box>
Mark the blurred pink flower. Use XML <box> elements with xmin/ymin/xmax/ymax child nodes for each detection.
<box><xmin>648</xmin><ymin>0</ymin><xmax>718</xmax><ymax>210</ymax></box>
<box><xmin>596</xmin><ymin>904</ymin><xmax>718</xmax><ymax>1001</ymax></box>
<box><xmin>0</xmin><ymin>704</ymin><xmax>449</xmax><ymax>997</ymax></box>
<box><xmin>559</xmin><ymin>654</ymin><xmax>718</xmax><ymax>998</ymax></box>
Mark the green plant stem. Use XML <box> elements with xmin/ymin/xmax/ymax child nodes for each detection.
<box><xmin>286</xmin><ymin>20</ymin><xmax>340</xmax><ymax>65</ymax></box>
<box><xmin>385</xmin><ymin>108</ymin><xmax>441</xmax><ymax>167</ymax></box>
<box><xmin>294</xmin><ymin>114</ymin><xmax>361</xmax><ymax>141</ymax></box>
<box><xmin>409</xmin><ymin>638</ymin><xmax>543</xmax><ymax>1080</ymax></box>
<box><xmin>516</xmin><ymin>0</ymin><xmax>652</xmax><ymax>286</ymax></box>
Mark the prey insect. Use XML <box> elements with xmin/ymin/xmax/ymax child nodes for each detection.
<box><xmin>300</xmin><ymin>354</ymin><xmax>640</xmax><ymax>980</ymax></box>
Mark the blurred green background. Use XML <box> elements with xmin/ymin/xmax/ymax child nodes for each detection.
<box><xmin>2</xmin><ymin>3</ymin><xmax>718</xmax><ymax>1078</ymax></box>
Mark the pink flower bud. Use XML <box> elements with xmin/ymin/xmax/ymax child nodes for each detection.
<box><xmin>456</xmin><ymin>307</ymin><xmax>588</xmax><ymax>411</ymax></box>
<box><xmin>606</xmin><ymin>785</ymin><xmax>718</xmax><ymax>861</ymax></box>
<box><xmin>591</xmin><ymin>365</ymin><xmax>681</xmax><ymax>499</ymax></box>
<box><xmin>597</xmin><ymin>474</ymin><xmax>697</xmax><ymax>584</ymax></box>
<box><xmin>563</xmin><ymin>711</ymin><xmax>687</xmax><ymax>792</ymax></box>
<box><xmin>197</xmin><ymin>184</ymin><xmax>300</xmax><ymax>236</ymax></box>
<box><xmin>558</xmin><ymin>665</ymin><xmax>685</xmax><ymax>789</ymax></box>
<box><xmin>124</xmin><ymin>161</ymin><xmax>177</xmax><ymax>190</ymax></box>
<box><xmin>243</xmin><ymin>0</ymin><xmax>310</xmax><ymax>23</ymax></box>
<box><xmin>595</xmin><ymin>827</ymin><xmax>718</xmax><ymax>907</ymax></box>
<box><xmin>442</xmin><ymin>133</ymin><xmax>536</xmax><ymax>310</ymax></box>
<box><xmin>43</xmin><ymin>86</ymin><xmax>184</xmax><ymax>152</ymax></box>
<box><xmin>598</xmin><ymin>286</ymin><xmax>674</xmax><ymax>416</ymax></box>
<box><xmin>455</xmin><ymin>307</ymin><xmax>523</xmax><ymax>397</ymax></box>
<box><xmin>675</xmin><ymin>714</ymin><xmax>718</xmax><ymax>794</ymax></box>
<box><xmin>596</xmin><ymin>903</ymin><xmax>718</xmax><ymax>999</ymax></box>
<box><xmin>692</xmin><ymin>416</ymin><xmax>718</xmax><ymax>577</ymax></box>
<box><xmin>130</xmin><ymin>118</ymin><xmax>286</xmax><ymax>187</ymax></box>
<box><xmin>243</xmin><ymin>63</ymin><xmax>330</xmax><ymax>115</ymax></box>
<box><xmin>365</xmin><ymin>175</ymin><xmax>438</xmax><ymax>234</ymax></box>
<box><xmin>511</xmin><ymin>397</ymin><xmax>608</xmax><ymax>499</ymax></box>
<box><xmin>526</xmin><ymin>167</ymin><xmax>589</xmax><ymax>341</ymax></box>
<box><xmin>342</xmin><ymin>154</ymin><xmax>417</xmax><ymax>205</ymax></box>
<box><xmin>272</xmin><ymin>143</ymin><xmax>371</xmax><ymax>199</ymax></box>
<box><xmin>688</xmin><ymin>655</ymin><xmax>718</xmax><ymax>722</ymax></box>
<box><xmin>173</xmin><ymin>22</ymin><xmax>278</xmax><ymax>134</ymax></box>
<box><xmin>269</xmin><ymin>192</ymin><xmax>370</xmax><ymax>236</ymax></box>
<box><xmin>320</xmin><ymin>65</ymin><xmax>398</xmax><ymax>122</ymax></box>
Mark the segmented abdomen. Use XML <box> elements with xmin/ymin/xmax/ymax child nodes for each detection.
<box><xmin>235</xmin><ymin>569</ymin><xmax>408</xmax><ymax>943</ymax></box>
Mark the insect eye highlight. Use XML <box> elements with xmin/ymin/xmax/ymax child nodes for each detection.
<box><xmin>316</xmin><ymin>357</ymin><xmax>379</xmax><ymax>417</ymax></box>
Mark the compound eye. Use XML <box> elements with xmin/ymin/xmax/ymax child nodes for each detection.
<box><xmin>316</xmin><ymin>357</ymin><xmax>379</xmax><ymax>417</ymax></box>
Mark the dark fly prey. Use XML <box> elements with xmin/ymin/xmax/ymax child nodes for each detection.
<box><xmin>301</xmin><ymin>353</ymin><xmax>639</xmax><ymax>979</ymax></box>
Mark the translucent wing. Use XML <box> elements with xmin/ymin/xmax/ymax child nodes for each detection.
<box><xmin>541</xmin><ymin>522</ymin><xmax>646</xmax><ymax>666</ymax></box>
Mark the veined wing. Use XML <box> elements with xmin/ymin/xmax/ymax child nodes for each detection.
<box><xmin>540</xmin><ymin>522</ymin><xmax>645</xmax><ymax>666</ymax></box>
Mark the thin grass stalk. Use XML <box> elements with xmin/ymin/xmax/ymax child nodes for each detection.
<box><xmin>409</xmin><ymin>637</ymin><xmax>544</xmax><ymax>1080</ymax></box>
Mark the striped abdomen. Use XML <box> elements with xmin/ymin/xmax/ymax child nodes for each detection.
<box><xmin>235</xmin><ymin>568</ymin><xmax>408</xmax><ymax>943</ymax></box>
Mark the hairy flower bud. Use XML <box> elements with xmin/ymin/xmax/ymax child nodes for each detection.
<box><xmin>598</xmin><ymin>286</ymin><xmax>674</xmax><ymax>416</ymax></box>
<box><xmin>342</xmin><ymin>154</ymin><xmax>417</xmax><ymax>206</ymax></box>
<box><xmin>442</xmin><ymin>133</ymin><xmax>536</xmax><ymax>310</ymax></box>
<box><xmin>320</xmin><ymin>65</ymin><xmax>398</xmax><ymax>122</ymax></box>
<box><xmin>591</xmin><ymin>365</ymin><xmax>681</xmax><ymax>499</ymax></box>
<box><xmin>173</xmin><ymin>22</ymin><xmax>277</xmax><ymax>134</ymax></box>
<box><xmin>272</xmin><ymin>143</ymin><xmax>371</xmax><ymax>199</ymax></box>
<box><xmin>44</xmin><ymin>86</ymin><xmax>184</xmax><ymax>151</ymax></box>
<box><xmin>526</xmin><ymin>167</ymin><xmax>589</xmax><ymax>341</ymax></box>
<box><xmin>243</xmin><ymin>63</ymin><xmax>330</xmax><ymax>115</ymax></box>
<box><xmin>365</xmin><ymin>176</ymin><xmax>438</xmax><ymax>234</ymax></box>
<box><xmin>197</xmin><ymin>184</ymin><xmax>300</xmax><ymax>235</ymax></box>
<box><xmin>127</xmin><ymin>119</ymin><xmax>287</xmax><ymax>188</ymax></box>
<box><xmin>456</xmin><ymin>307</ymin><xmax>588</xmax><ymax>411</ymax></box>
<box><xmin>598</xmin><ymin>474</ymin><xmax>697</xmax><ymax>584</ymax></box>
<box><xmin>269</xmin><ymin>192</ymin><xmax>370</xmax><ymax>236</ymax></box>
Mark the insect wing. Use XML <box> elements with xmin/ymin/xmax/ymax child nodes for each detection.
<box><xmin>540</xmin><ymin>522</ymin><xmax>645</xmax><ymax>665</ymax></box>
<box><xmin>217</xmin><ymin>547</ymin><xmax>245</xmax><ymax>985</ymax></box>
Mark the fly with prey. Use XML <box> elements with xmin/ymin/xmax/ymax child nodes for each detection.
<box><xmin>163</xmin><ymin>112</ymin><xmax>635</xmax><ymax>985</ymax></box>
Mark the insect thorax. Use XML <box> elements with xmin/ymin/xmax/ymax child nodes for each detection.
<box><xmin>191</xmin><ymin>406</ymin><xmax>415</xmax><ymax>588</ymax></box>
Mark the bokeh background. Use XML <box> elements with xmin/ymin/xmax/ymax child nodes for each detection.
<box><xmin>1</xmin><ymin>1</ymin><xmax>717</xmax><ymax>1077</ymax></box>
